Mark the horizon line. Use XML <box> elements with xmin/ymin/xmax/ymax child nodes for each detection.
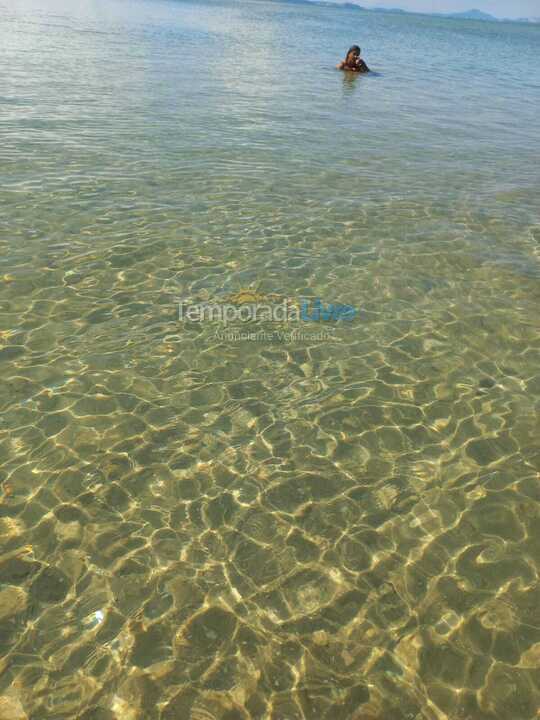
<box><xmin>306</xmin><ymin>0</ymin><xmax>540</xmax><ymax>23</ymax></box>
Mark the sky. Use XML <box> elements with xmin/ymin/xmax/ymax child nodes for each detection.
<box><xmin>350</xmin><ymin>0</ymin><xmax>540</xmax><ymax>19</ymax></box>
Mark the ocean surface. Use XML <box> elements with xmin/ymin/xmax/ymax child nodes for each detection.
<box><xmin>0</xmin><ymin>0</ymin><xmax>539</xmax><ymax>717</ymax></box>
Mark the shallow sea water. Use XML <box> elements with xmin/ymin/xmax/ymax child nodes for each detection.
<box><xmin>0</xmin><ymin>0</ymin><xmax>540</xmax><ymax>718</ymax></box>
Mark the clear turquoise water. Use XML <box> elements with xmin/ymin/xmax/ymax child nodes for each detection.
<box><xmin>0</xmin><ymin>0</ymin><xmax>539</xmax><ymax>718</ymax></box>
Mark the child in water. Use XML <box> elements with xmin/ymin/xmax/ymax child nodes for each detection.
<box><xmin>337</xmin><ymin>45</ymin><xmax>370</xmax><ymax>73</ymax></box>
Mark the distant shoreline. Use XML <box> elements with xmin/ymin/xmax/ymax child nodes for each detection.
<box><xmin>278</xmin><ymin>0</ymin><xmax>540</xmax><ymax>26</ymax></box>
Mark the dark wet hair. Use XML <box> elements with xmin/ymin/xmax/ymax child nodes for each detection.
<box><xmin>347</xmin><ymin>45</ymin><xmax>361</xmax><ymax>57</ymax></box>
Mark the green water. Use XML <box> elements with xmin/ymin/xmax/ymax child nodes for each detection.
<box><xmin>0</xmin><ymin>0</ymin><xmax>539</xmax><ymax>717</ymax></box>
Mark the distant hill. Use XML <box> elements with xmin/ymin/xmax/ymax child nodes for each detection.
<box><xmin>337</xmin><ymin>3</ymin><xmax>365</xmax><ymax>9</ymax></box>
<box><xmin>446</xmin><ymin>9</ymin><xmax>496</xmax><ymax>21</ymax></box>
<box><xmin>370</xmin><ymin>6</ymin><xmax>408</xmax><ymax>13</ymax></box>
<box><xmin>370</xmin><ymin>6</ymin><xmax>407</xmax><ymax>12</ymax></box>
<box><xmin>280</xmin><ymin>0</ymin><xmax>540</xmax><ymax>24</ymax></box>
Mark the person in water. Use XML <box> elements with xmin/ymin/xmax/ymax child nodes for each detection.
<box><xmin>337</xmin><ymin>45</ymin><xmax>370</xmax><ymax>73</ymax></box>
